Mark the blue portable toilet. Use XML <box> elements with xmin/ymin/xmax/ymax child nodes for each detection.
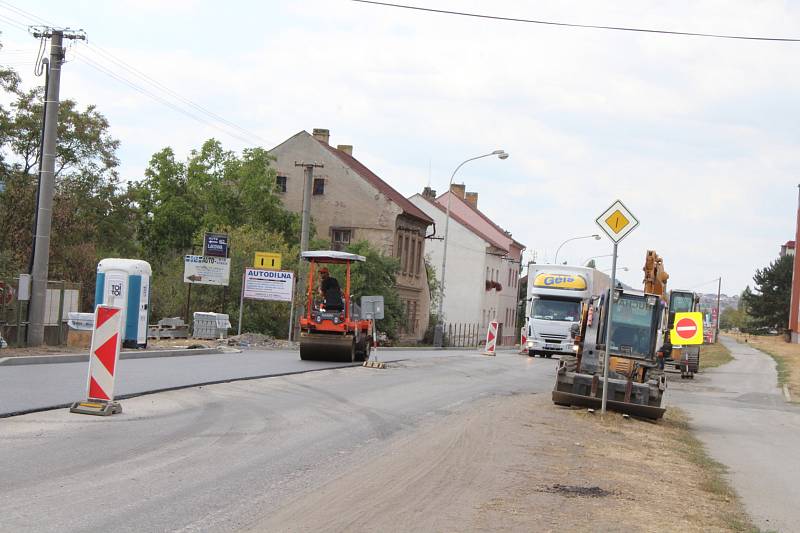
<box><xmin>95</xmin><ymin>259</ymin><xmax>152</xmax><ymax>349</ymax></box>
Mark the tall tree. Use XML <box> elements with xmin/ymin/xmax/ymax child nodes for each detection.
<box><xmin>0</xmin><ymin>58</ymin><xmax>129</xmax><ymax>308</ymax></box>
<box><xmin>741</xmin><ymin>255</ymin><xmax>793</xmax><ymax>332</ymax></box>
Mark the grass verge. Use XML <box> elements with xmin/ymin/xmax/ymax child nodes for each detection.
<box><xmin>701</xmin><ymin>341</ymin><xmax>734</xmax><ymax>370</ymax></box>
<box><xmin>665</xmin><ymin>409</ymin><xmax>762</xmax><ymax>532</ymax></box>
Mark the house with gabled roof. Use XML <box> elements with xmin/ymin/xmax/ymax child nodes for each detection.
<box><xmin>409</xmin><ymin>184</ymin><xmax>525</xmax><ymax>345</ymax></box>
<box><xmin>269</xmin><ymin>128</ymin><xmax>434</xmax><ymax>341</ymax></box>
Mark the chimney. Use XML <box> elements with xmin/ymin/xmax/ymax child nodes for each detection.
<box><xmin>465</xmin><ymin>191</ymin><xmax>478</xmax><ymax>209</ymax></box>
<box><xmin>450</xmin><ymin>183</ymin><xmax>466</xmax><ymax>199</ymax></box>
<box><xmin>337</xmin><ymin>144</ymin><xmax>353</xmax><ymax>156</ymax></box>
<box><xmin>312</xmin><ymin>128</ymin><xmax>330</xmax><ymax>145</ymax></box>
<box><xmin>422</xmin><ymin>186</ymin><xmax>437</xmax><ymax>200</ymax></box>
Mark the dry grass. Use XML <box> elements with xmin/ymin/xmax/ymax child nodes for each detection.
<box><xmin>730</xmin><ymin>333</ymin><xmax>800</xmax><ymax>402</ymax></box>
<box><xmin>701</xmin><ymin>342</ymin><xmax>734</xmax><ymax>370</ymax></box>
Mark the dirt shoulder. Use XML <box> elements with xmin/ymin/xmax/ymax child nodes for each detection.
<box><xmin>246</xmin><ymin>393</ymin><xmax>754</xmax><ymax>533</ymax></box>
<box><xmin>730</xmin><ymin>333</ymin><xmax>800</xmax><ymax>402</ymax></box>
<box><xmin>701</xmin><ymin>341</ymin><xmax>734</xmax><ymax>370</ymax></box>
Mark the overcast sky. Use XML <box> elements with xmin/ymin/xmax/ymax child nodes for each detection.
<box><xmin>2</xmin><ymin>0</ymin><xmax>798</xmax><ymax>296</ymax></box>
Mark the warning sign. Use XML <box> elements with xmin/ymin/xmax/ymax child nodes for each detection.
<box><xmin>670</xmin><ymin>312</ymin><xmax>704</xmax><ymax>345</ymax></box>
<box><xmin>596</xmin><ymin>200</ymin><xmax>639</xmax><ymax>243</ymax></box>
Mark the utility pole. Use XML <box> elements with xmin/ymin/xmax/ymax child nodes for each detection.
<box><xmin>715</xmin><ymin>277</ymin><xmax>722</xmax><ymax>343</ymax></box>
<box><xmin>27</xmin><ymin>28</ymin><xmax>86</xmax><ymax>346</ymax></box>
<box><xmin>288</xmin><ymin>162</ymin><xmax>323</xmax><ymax>340</ymax></box>
<box><xmin>789</xmin><ymin>184</ymin><xmax>800</xmax><ymax>343</ymax></box>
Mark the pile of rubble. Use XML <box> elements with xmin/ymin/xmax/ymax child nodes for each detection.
<box><xmin>225</xmin><ymin>333</ymin><xmax>297</xmax><ymax>350</ymax></box>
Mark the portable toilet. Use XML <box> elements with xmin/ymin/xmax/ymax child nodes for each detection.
<box><xmin>95</xmin><ymin>259</ymin><xmax>152</xmax><ymax>348</ymax></box>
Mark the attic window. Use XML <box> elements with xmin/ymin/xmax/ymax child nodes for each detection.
<box><xmin>313</xmin><ymin>178</ymin><xmax>325</xmax><ymax>195</ymax></box>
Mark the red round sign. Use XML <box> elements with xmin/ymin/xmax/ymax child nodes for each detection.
<box><xmin>675</xmin><ymin>317</ymin><xmax>697</xmax><ymax>339</ymax></box>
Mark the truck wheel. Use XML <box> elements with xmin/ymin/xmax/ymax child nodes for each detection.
<box><xmin>528</xmin><ymin>349</ymin><xmax>536</xmax><ymax>357</ymax></box>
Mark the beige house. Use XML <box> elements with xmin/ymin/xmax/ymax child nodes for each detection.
<box><xmin>269</xmin><ymin>128</ymin><xmax>434</xmax><ymax>341</ymax></box>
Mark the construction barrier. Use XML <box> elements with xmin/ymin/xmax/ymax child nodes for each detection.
<box><xmin>519</xmin><ymin>327</ymin><xmax>528</xmax><ymax>355</ymax></box>
<box><xmin>363</xmin><ymin>319</ymin><xmax>385</xmax><ymax>369</ymax></box>
<box><xmin>483</xmin><ymin>321</ymin><xmax>498</xmax><ymax>356</ymax></box>
<box><xmin>70</xmin><ymin>305</ymin><xmax>124</xmax><ymax>416</ymax></box>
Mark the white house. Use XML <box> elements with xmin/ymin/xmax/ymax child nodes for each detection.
<box><xmin>409</xmin><ymin>185</ymin><xmax>525</xmax><ymax>344</ymax></box>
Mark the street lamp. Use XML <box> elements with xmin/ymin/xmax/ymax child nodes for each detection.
<box><xmin>554</xmin><ymin>234</ymin><xmax>601</xmax><ymax>264</ymax></box>
<box><xmin>434</xmin><ymin>149</ymin><xmax>509</xmax><ymax>347</ymax></box>
<box><xmin>603</xmin><ymin>266</ymin><xmax>629</xmax><ymax>273</ymax></box>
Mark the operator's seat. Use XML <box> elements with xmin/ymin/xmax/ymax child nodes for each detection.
<box><xmin>324</xmin><ymin>289</ymin><xmax>344</xmax><ymax>311</ymax></box>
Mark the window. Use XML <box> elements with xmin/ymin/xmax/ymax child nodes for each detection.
<box><xmin>276</xmin><ymin>175</ymin><xmax>287</xmax><ymax>193</ymax></box>
<box><xmin>410</xmin><ymin>239</ymin><xmax>417</xmax><ymax>276</ymax></box>
<box><xmin>415</xmin><ymin>238</ymin><xmax>422</xmax><ymax>276</ymax></box>
<box><xmin>397</xmin><ymin>235</ymin><xmax>404</xmax><ymax>261</ymax></box>
<box><xmin>403</xmin><ymin>234</ymin><xmax>410</xmax><ymax>274</ymax></box>
<box><xmin>331</xmin><ymin>228</ymin><xmax>352</xmax><ymax>251</ymax></box>
<box><xmin>313</xmin><ymin>178</ymin><xmax>325</xmax><ymax>195</ymax></box>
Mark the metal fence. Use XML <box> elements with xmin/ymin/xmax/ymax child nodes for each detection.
<box><xmin>0</xmin><ymin>279</ymin><xmax>81</xmax><ymax>347</ymax></box>
<box><xmin>442</xmin><ymin>322</ymin><xmax>484</xmax><ymax>348</ymax></box>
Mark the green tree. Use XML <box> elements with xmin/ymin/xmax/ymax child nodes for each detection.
<box><xmin>0</xmin><ymin>59</ymin><xmax>130</xmax><ymax>307</ymax></box>
<box><xmin>741</xmin><ymin>255</ymin><xmax>793</xmax><ymax>332</ymax></box>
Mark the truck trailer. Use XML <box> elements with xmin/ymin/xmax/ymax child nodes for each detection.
<box><xmin>524</xmin><ymin>265</ymin><xmax>610</xmax><ymax>358</ymax></box>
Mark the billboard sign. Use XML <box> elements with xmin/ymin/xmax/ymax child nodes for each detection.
<box><xmin>184</xmin><ymin>255</ymin><xmax>231</xmax><ymax>286</ymax></box>
<box><xmin>243</xmin><ymin>268</ymin><xmax>294</xmax><ymax>302</ymax></box>
<box><xmin>203</xmin><ymin>233</ymin><xmax>229</xmax><ymax>258</ymax></box>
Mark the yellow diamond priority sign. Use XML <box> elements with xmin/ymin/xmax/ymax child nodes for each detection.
<box><xmin>596</xmin><ymin>200</ymin><xmax>639</xmax><ymax>243</ymax></box>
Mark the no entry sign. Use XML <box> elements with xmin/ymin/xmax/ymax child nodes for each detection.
<box><xmin>670</xmin><ymin>312</ymin><xmax>704</xmax><ymax>345</ymax></box>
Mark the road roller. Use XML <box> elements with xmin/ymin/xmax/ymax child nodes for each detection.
<box><xmin>298</xmin><ymin>250</ymin><xmax>372</xmax><ymax>362</ymax></box>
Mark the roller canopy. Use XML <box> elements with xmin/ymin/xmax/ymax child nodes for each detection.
<box><xmin>301</xmin><ymin>251</ymin><xmax>366</xmax><ymax>263</ymax></box>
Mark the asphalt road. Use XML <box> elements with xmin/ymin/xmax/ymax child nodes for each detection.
<box><xmin>0</xmin><ymin>348</ymin><xmax>469</xmax><ymax>416</ymax></box>
<box><xmin>670</xmin><ymin>336</ymin><xmax>800</xmax><ymax>533</ymax></box>
<box><xmin>0</xmin><ymin>352</ymin><xmax>555</xmax><ymax>533</ymax></box>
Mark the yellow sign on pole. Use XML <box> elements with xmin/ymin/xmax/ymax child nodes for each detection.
<box><xmin>670</xmin><ymin>312</ymin><xmax>704</xmax><ymax>345</ymax></box>
<box><xmin>254</xmin><ymin>252</ymin><xmax>281</xmax><ymax>270</ymax></box>
<box><xmin>605</xmin><ymin>209</ymin><xmax>630</xmax><ymax>234</ymax></box>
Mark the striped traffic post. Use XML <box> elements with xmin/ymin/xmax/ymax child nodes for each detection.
<box><xmin>70</xmin><ymin>305</ymin><xmax>124</xmax><ymax>416</ymax></box>
<box><xmin>483</xmin><ymin>320</ymin><xmax>498</xmax><ymax>356</ymax></box>
<box><xmin>519</xmin><ymin>327</ymin><xmax>528</xmax><ymax>355</ymax></box>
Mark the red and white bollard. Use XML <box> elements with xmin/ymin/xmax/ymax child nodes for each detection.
<box><xmin>483</xmin><ymin>321</ymin><xmax>499</xmax><ymax>356</ymax></box>
<box><xmin>519</xmin><ymin>327</ymin><xmax>528</xmax><ymax>355</ymax></box>
<box><xmin>70</xmin><ymin>305</ymin><xmax>124</xmax><ymax>416</ymax></box>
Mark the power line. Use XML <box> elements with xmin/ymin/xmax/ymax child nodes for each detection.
<box><xmin>352</xmin><ymin>0</ymin><xmax>800</xmax><ymax>42</ymax></box>
<box><xmin>72</xmin><ymin>50</ymin><xmax>258</xmax><ymax>147</ymax></box>
<box><xmin>82</xmin><ymin>43</ymin><xmax>269</xmax><ymax>144</ymax></box>
<box><xmin>0</xmin><ymin>0</ymin><xmax>271</xmax><ymax>147</ymax></box>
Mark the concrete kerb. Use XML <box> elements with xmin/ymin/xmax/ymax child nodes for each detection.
<box><xmin>0</xmin><ymin>347</ymin><xmax>227</xmax><ymax>366</ymax></box>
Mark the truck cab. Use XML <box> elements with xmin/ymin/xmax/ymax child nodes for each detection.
<box><xmin>525</xmin><ymin>266</ymin><xmax>609</xmax><ymax>358</ymax></box>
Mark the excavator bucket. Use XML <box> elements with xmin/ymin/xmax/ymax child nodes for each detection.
<box><xmin>299</xmin><ymin>332</ymin><xmax>356</xmax><ymax>362</ymax></box>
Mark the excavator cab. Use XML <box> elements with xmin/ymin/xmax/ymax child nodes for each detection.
<box><xmin>666</xmin><ymin>289</ymin><xmax>701</xmax><ymax>378</ymax></box>
<box><xmin>552</xmin><ymin>287</ymin><xmax>668</xmax><ymax>419</ymax></box>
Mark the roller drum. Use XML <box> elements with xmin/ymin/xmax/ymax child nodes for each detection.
<box><xmin>300</xmin><ymin>332</ymin><xmax>356</xmax><ymax>362</ymax></box>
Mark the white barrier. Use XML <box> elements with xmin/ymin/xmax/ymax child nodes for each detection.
<box><xmin>483</xmin><ymin>321</ymin><xmax>498</xmax><ymax>356</ymax></box>
<box><xmin>70</xmin><ymin>305</ymin><xmax>123</xmax><ymax>416</ymax></box>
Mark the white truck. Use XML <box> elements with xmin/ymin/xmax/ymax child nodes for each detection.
<box><xmin>524</xmin><ymin>265</ymin><xmax>610</xmax><ymax>358</ymax></box>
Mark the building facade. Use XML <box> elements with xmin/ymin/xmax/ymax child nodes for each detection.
<box><xmin>269</xmin><ymin>129</ymin><xmax>433</xmax><ymax>341</ymax></box>
<box><xmin>409</xmin><ymin>184</ymin><xmax>525</xmax><ymax>345</ymax></box>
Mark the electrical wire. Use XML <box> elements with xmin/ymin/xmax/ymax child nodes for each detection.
<box><xmin>0</xmin><ymin>0</ymin><xmax>269</xmax><ymax>147</ymax></box>
<box><xmin>352</xmin><ymin>0</ymin><xmax>800</xmax><ymax>42</ymax></box>
<box><xmin>83</xmin><ymin>43</ymin><xmax>269</xmax><ymax>145</ymax></box>
<box><xmin>73</xmin><ymin>50</ymin><xmax>258</xmax><ymax>147</ymax></box>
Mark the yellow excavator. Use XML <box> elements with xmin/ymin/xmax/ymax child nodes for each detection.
<box><xmin>552</xmin><ymin>251</ymin><xmax>669</xmax><ymax>419</ymax></box>
<box><xmin>643</xmin><ymin>250</ymin><xmax>701</xmax><ymax>378</ymax></box>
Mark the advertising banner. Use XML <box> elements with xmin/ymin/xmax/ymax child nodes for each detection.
<box><xmin>184</xmin><ymin>255</ymin><xmax>231</xmax><ymax>286</ymax></box>
<box><xmin>203</xmin><ymin>233</ymin><xmax>229</xmax><ymax>258</ymax></box>
<box><xmin>243</xmin><ymin>268</ymin><xmax>294</xmax><ymax>302</ymax></box>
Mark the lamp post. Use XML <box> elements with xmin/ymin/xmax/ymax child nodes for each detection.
<box><xmin>433</xmin><ymin>149</ymin><xmax>509</xmax><ymax>347</ymax></box>
<box><xmin>603</xmin><ymin>266</ymin><xmax>629</xmax><ymax>273</ymax></box>
<box><xmin>554</xmin><ymin>234</ymin><xmax>601</xmax><ymax>264</ymax></box>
